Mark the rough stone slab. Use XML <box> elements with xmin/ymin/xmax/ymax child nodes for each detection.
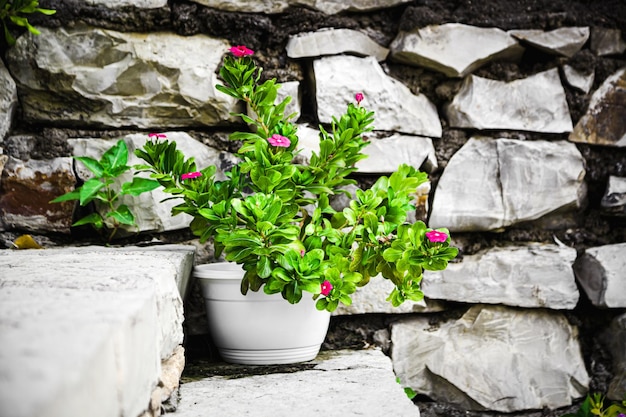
<box><xmin>422</xmin><ymin>243</ymin><xmax>579</xmax><ymax>309</ymax></box>
<box><xmin>600</xmin><ymin>313</ymin><xmax>626</xmax><ymax>400</ymax></box>
<box><xmin>392</xmin><ymin>305</ymin><xmax>589</xmax><ymax>413</ymax></box>
<box><xmin>83</xmin><ymin>0</ymin><xmax>167</xmax><ymax>7</ymax></box>
<box><xmin>390</xmin><ymin>23</ymin><xmax>523</xmax><ymax>77</ymax></box>
<box><xmin>314</xmin><ymin>55</ymin><xmax>441</xmax><ymax>137</ymax></box>
<box><xmin>563</xmin><ymin>65</ymin><xmax>595</xmax><ymax>93</ymax></box>
<box><xmin>601</xmin><ymin>176</ymin><xmax>626</xmax><ymax>216</ymax></box>
<box><xmin>173</xmin><ymin>349</ymin><xmax>420</xmax><ymax>417</ymax></box>
<box><xmin>446</xmin><ymin>69</ymin><xmax>573</xmax><ymax>133</ymax></box>
<box><xmin>0</xmin><ymin>156</ymin><xmax>75</xmax><ymax>233</ymax></box>
<box><xmin>286</xmin><ymin>28</ymin><xmax>389</xmax><ymax>61</ymax></box>
<box><xmin>590</xmin><ymin>27</ymin><xmax>626</xmax><ymax>56</ymax></box>
<box><xmin>574</xmin><ymin>242</ymin><xmax>626</xmax><ymax>308</ymax></box>
<box><xmin>189</xmin><ymin>0</ymin><xmax>412</xmax><ymax>14</ymax></box>
<box><xmin>68</xmin><ymin>132</ymin><xmax>238</xmax><ymax>234</ymax></box>
<box><xmin>570</xmin><ymin>68</ymin><xmax>626</xmax><ymax>147</ymax></box>
<box><xmin>0</xmin><ymin>245</ymin><xmax>194</xmax><ymax>417</ymax></box>
<box><xmin>429</xmin><ymin>138</ymin><xmax>586</xmax><ymax>232</ymax></box>
<box><xmin>0</xmin><ymin>59</ymin><xmax>17</xmax><ymax>142</ymax></box>
<box><xmin>5</xmin><ymin>27</ymin><xmax>239</xmax><ymax>129</ymax></box>
<box><xmin>509</xmin><ymin>27</ymin><xmax>589</xmax><ymax>57</ymax></box>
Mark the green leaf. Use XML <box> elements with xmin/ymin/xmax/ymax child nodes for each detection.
<box><xmin>108</xmin><ymin>204</ymin><xmax>135</xmax><ymax>225</ymax></box>
<box><xmin>50</xmin><ymin>189</ymin><xmax>80</xmax><ymax>203</ymax></box>
<box><xmin>74</xmin><ymin>156</ymin><xmax>104</xmax><ymax>177</ymax></box>
<box><xmin>78</xmin><ymin>179</ymin><xmax>105</xmax><ymax>205</ymax></box>
<box><xmin>121</xmin><ymin>177</ymin><xmax>161</xmax><ymax>196</ymax></box>
<box><xmin>101</xmin><ymin>140</ymin><xmax>128</xmax><ymax>171</ymax></box>
<box><xmin>73</xmin><ymin>213</ymin><xmax>103</xmax><ymax>229</ymax></box>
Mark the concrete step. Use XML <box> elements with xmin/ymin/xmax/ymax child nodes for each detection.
<box><xmin>173</xmin><ymin>349</ymin><xmax>420</xmax><ymax>417</ymax></box>
<box><xmin>0</xmin><ymin>245</ymin><xmax>195</xmax><ymax>417</ymax></box>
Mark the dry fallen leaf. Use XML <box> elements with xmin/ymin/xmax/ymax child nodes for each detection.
<box><xmin>12</xmin><ymin>235</ymin><xmax>43</xmax><ymax>249</ymax></box>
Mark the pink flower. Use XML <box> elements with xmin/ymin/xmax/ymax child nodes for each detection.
<box><xmin>355</xmin><ymin>92</ymin><xmax>364</xmax><ymax>105</ymax></box>
<box><xmin>181</xmin><ymin>171</ymin><xmax>202</xmax><ymax>181</ymax></box>
<box><xmin>425</xmin><ymin>230</ymin><xmax>448</xmax><ymax>243</ymax></box>
<box><xmin>268</xmin><ymin>134</ymin><xmax>291</xmax><ymax>148</ymax></box>
<box><xmin>148</xmin><ymin>132</ymin><xmax>166</xmax><ymax>138</ymax></box>
<box><xmin>230</xmin><ymin>45</ymin><xmax>254</xmax><ymax>57</ymax></box>
<box><xmin>320</xmin><ymin>280</ymin><xmax>333</xmax><ymax>296</ymax></box>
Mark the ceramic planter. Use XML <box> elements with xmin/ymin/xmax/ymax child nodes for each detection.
<box><xmin>194</xmin><ymin>262</ymin><xmax>331</xmax><ymax>365</ymax></box>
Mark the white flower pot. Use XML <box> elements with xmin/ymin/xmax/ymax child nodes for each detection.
<box><xmin>194</xmin><ymin>262</ymin><xmax>331</xmax><ymax>365</ymax></box>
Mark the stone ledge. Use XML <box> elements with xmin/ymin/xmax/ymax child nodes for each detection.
<box><xmin>0</xmin><ymin>245</ymin><xmax>195</xmax><ymax>417</ymax></box>
<box><xmin>173</xmin><ymin>349</ymin><xmax>420</xmax><ymax>417</ymax></box>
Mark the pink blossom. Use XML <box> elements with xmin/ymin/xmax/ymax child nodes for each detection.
<box><xmin>148</xmin><ymin>132</ymin><xmax>166</xmax><ymax>138</ymax></box>
<box><xmin>181</xmin><ymin>171</ymin><xmax>202</xmax><ymax>181</ymax></box>
<box><xmin>230</xmin><ymin>45</ymin><xmax>254</xmax><ymax>57</ymax></box>
<box><xmin>268</xmin><ymin>134</ymin><xmax>291</xmax><ymax>148</ymax></box>
<box><xmin>425</xmin><ymin>230</ymin><xmax>448</xmax><ymax>243</ymax></box>
<box><xmin>355</xmin><ymin>92</ymin><xmax>364</xmax><ymax>105</ymax></box>
<box><xmin>320</xmin><ymin>280</ymin><xmax>333</xmax><ymax>296</ymax></box>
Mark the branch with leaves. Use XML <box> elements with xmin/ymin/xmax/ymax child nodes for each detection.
<box><xmin>0</xmin><ymin>0</ymin><xmax>55</xmax><ymax>46</ymax></box>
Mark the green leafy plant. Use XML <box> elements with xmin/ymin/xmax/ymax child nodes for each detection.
<box><xmin>562</xmin><ymin>393</ymin><xmax>626</xmax><ymax>417</ymax></box>
<box><xmin>51</xmin><ymin>139</ymin><xmax>160</xmax><ymax>242</ymax></box>
<box><xmin>135</xmin><ymin>45</ymin><xmax>459</xmax><ymax>312</ymax></box>
<box><xmin>0</xmin><ymin>0</ymin><xmax>55</xmax><ymax>46</ymax></box>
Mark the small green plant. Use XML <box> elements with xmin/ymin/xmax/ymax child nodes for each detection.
<box><xmin>0</xmin><ymin>0</ymin><xmax>55</xmax><ymax>46</ymax></box>
<box><xmin>562</xmin><ymin>393</ymin><xmax>626</xmax><ymax>417</ymax></box>
<box><xmin>396</xmin><ymin>377</ymin><xmax>417</xmax><ymax>400</ymax></box>
<box><xmin>51</xmin><ymin>139</ymin><xmax>160</xmax><ymax>242</ymax></box>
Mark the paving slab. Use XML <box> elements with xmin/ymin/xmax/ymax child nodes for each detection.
<box><xmin>0</xmin><ymin>245</ymin><xmax>195</xmax><ymax>417</ymax></box>
<box><xmin>173</xmin><ymin>349</ymin><xmax>420</xmax><ymax>417</ymax></box>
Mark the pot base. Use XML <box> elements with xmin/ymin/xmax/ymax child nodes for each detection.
<box><xmin>219</xmin><ymin>344</ymin><xmax>322</xmax><ymax>365</ymax></box>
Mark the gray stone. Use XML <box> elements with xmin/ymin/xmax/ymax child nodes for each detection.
<box><xmin>0</xmin><ymin>157</ymin><xmax>75</xmax><ymax>233</ymax></box>
<box><xmin>600</xmin><ymin>313</ymin><xmax>626</xmax><ymax>400</ymax></box>
<box><xmin>390</xmin><ymin>23</ymin><xmax>523</xmax><ymax>77</ymax></box>
<box><xmin>590</xmin><ymin>27</ymin><xmax>626</xmax><ymax>56</ymax></box>
<box><xmin>173</xmin><ymin>349</ymin><xmax>420</xmax><ymax>417</ymax></box>
<box><xmin>83</xmin><ymin>0</ymin><xmax>167</xmax><ymax>7</ymax></box>
<box><xmin>392</xmin><ymin>305</ymin><xmax>589</xmax><ymax>412</ymax></box>
<box><xmin>286</xmin><ymin>28</ymin><xmax>389</xmax><ymax>61</ymax></box>
<box><xmin>446</xmin><ymin>69</ymin><xmax>573</xmax><ymax>133</ymax></box>
<box><xmin>189</xmin><ymin>0</ymin><xmax>412</xmax><ymax>14</ymax></box>
<box><xmin>0</xmin><ymin>245</ymin><xmax>195</xmax><ymax>417</ymax></box>
<box><xmin>429</xmin><ymin>138</ymin><xmax>586</xmax><ymax>232</ymax></box>
<box><xmin>334</xmin><ymin>275</ymin><xmax>446</xmax><ymax>315</ymax></box>
<box><xmin>313</xmin><ymin>55</ymin><xmax>441</xmax><ymax>137</ymax></box>
<box><xmin>574</xmin><ymin>242</ymin><xmax>626</xmax><ymax>308</ymax></box>
<box><xmin>563</xmin><ymin>65</ymin><xmax>595</xmax><ymax>93</ymax></box>
<box><xmin>509</xmin><ymin>27</ymin><xmax>590</xmax><ymax>57</ymax></box>
<box><xmin>570</xmin><ymin>68</ymin><xmax>626</xmax><ymax>147</ymax></box>
<box><xmin>0</xmin><ymin>60</ymin><xmax>17</xmax><ymax>142</ymax></box>
<box><xmin>68</xmin><ymin>132</ymin><xmax>238</xmax><ymax>234</ymax></box>
<box><xmin>422</xmin><ymin>243</ymin><xmax>579</xmax><ymax>309</ymax></box>
<box><xmin>5</xmin><ymin>26</ymin><xmax>239</xmax><ymax>129</ymax></box>
<box><xmin>601</xmin><ymin>176</ymin><xmax>626</xmax><ymax>216</ymax></box>
<box><xmin>356</xmin><ymin>134</ymin><xmax>437</xmax><ymax>174</ymax></box>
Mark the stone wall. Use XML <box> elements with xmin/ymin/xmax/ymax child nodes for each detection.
<box><xmin>1</xmin><ymin>0</ymin><xmax>625</xmax><ymax>415</ymax></box>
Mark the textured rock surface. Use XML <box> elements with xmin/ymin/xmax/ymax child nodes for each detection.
<box><xmin>422</xmin><ymin>243</ymin><xmax>579</xmax><ymax>309</ymax></box>
<box><xmin>601</xmin><ymin>176</ymin><xmax>626</xmax><ymax>216</ymax></box>
<box><xmin>600</xmin><ymin>313</ymin><xmax>626</xmax><ymax>400</ymax></box>
<box><xmin>392</xmin><ymin>305</ymin><xmax>589</xmax><ymax>412</ymax></box>
<box><xmin>574</xmin><ymin>242</ymin><xmax>626</xmax><ymax>308</ymax></box>
<box><xmin>355</xmin><ymin>134</ymin><xmax>437</xmax><ymax>173</ymax></box>
<box><xmin>446</xmin><ymin>69</ymin><xmax>573</xmax><ymax>133</ymax></box>
<box><xmin>68</xmin><ymin>132</ymin><xmax>238</xmax><ymax>234</ymax></box>
<box><xmin>590</xmin><ymin>27</ymin><xmax>626</xmax><ymax>56</ymax></box>
<box><xmin>0</xmin><ymin>157</ymin><xmax>75</xmax><ymax>233</ymax></box>
<box><xmin>286</xmin><ymin>28</ymin><xmax>389</xmax><ymax>61</ymax></box>
<box><xmin>509</xmin><ymin>27</ymin><xmax>589</xmax><ymax>57</ymax></box>
<box><xmin>0</xmin><ymin>245</ymin><xmax>194</xmax><ymax>417</ymax></box>
<box><xmin>174</xmin><ymin>349</ymin><xmax>420</xmax><ymax>417</ymax></box>
<box><xmin>189</xmin><ymin>0</ymin><xmax>412</xmax><ymax>14</ymax></box>
<box><xmin>570</xmin><ymin>68</ymin><xmax>626</xmax><ymax>147</ymax></box>
<box><xmin>563</xmin><ymin>65</ymin><xmax>595</xmax><ymax>93</ymax></box>
<box><xmin>83</xmin><ymin>0</ymin><xmax>168</xmax><ymax>7</ymax></box>
<box><xmin>0</xmin><ymin>60</ymin><xmax>17</xmax><ymax>142</ymax></box>
<box><xmin>429</xmin><ymin>138</ymin><xmax>586</xmax><ymax>232</ymax></box>
<box><xmin>5</xmin><ymin>26</ymin><xmax>238</xmax><ymax>129</ymax></box>
<box><xmin>390</xmin><ymin>23</ymin><xmax>523</xmax><ymax>77</ymax></box>
<box><xmin>314</xmin><ymin>55</ymin><xmax>441</xmax><ymax>137</ymax></box>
